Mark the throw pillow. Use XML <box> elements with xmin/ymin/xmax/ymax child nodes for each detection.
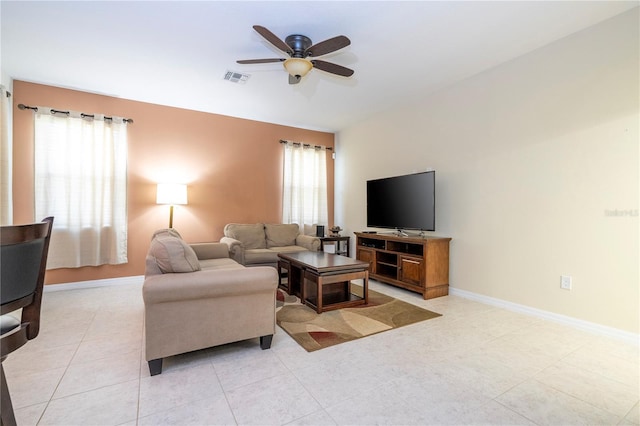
<box><xmin>224</xmin><ymin>223</ymin><xmax>266</xmax><ymax>250</ymax></box>
<box><xmin>151</xmin><ymin>228</ymin><xmax>182</xmax><ymax>240</ymax></box>
<box><xmin>149</xmin><ymin>236</ymin><xmax>201</xmax><ymax>273</ymax></box>
<box><xmin>265</xmin><ymin>223</ymin><xmax>299</xmax><ymax>248</ymax></box>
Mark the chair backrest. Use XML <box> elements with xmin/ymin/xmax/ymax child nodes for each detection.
<box><xmin>1</xmin><ymin>217</ymin><xmax>54</xmax><ymax>340</ymax></box>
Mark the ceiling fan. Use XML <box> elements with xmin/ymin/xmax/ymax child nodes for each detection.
<box><xmin>237</xmin><ymin>25</ymin><xmax>354</xmax><ymax>85</ymax></box>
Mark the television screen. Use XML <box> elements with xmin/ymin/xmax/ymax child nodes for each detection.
<box><xmin>367</xmin><ymin>171</ymin><xmax>435</xmax><ymax>231</ymax></box>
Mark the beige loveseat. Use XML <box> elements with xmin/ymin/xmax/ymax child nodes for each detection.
<box><xmin>142</xmin><ymin>229</ymin><xmax>278</xmax><ymax>375</ymax></box>
<box><xmin>221</xmin><ymin>223</ymin><xmax>320</xmax><ymax>268</ymax></box>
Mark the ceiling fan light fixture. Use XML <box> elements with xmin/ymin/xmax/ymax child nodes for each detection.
<box><xmin>283</xmin><ymin>58</ymin><xmax>312</xmax><ymax>78</ymax></box>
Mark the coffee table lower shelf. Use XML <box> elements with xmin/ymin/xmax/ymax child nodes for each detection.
<box><xmin>302</xmin><ymin>269</ymin><xmax>368</xmax><ymax>313</ymax></box>
<box><xmin>278</xmin><ymin>274</ymin><xmax>367</xmax><ymax>312</ymax></box>
<box><xmin>304</xmin><ymin>292</ymin><xmax>366</xmax><ymax>313</ymax></box>
<box><xmin>277</xmin><ymin>252</ymin><xmax>370</xmax><ymax>314</ymax></box>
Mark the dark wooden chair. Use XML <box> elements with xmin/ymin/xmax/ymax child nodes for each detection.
<box><xmin>1</xmin><ymin>217</ymin><xmax>53</xmax><ymax>426</ymax></box>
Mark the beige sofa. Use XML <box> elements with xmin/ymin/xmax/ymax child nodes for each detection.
<box><xmin>221</xmin><ymin>223</ymin><xmax>320</xmax><ymax>268</ymax></box>
<box><xmin>142</xmin><ymin>229</ymin><xmax>278</xmax><ymax>375</ymax></box>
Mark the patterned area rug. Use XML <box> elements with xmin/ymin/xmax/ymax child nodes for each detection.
<box><xmin>276</xmin><ymin>286</ymin><xmax>441</xmax><ymax>352</ymax></box>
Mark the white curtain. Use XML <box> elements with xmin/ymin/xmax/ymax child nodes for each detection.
<box><xmin>0</xmin><ymin>86</ymin><xmax>12</xmax><ymax>225</ymax></box>
<box><xmin>282</xmin><ymin>142</ymin><xmax>328</xmax><ymax>229</ymax></box>
<box><xmin>34</xmin><ymin>107</ymin><xmax>128</xmax><ymax>268</ymax></box>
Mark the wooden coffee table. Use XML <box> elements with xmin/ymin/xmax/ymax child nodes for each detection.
<box><xmin>278</xmin><ymin>251</ymin><xmax>369</xmax><ymax>313</ymax></box>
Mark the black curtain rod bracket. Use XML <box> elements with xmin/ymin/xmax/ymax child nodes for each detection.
<box><xmin>18</xmin><ymin>103</ymin><xmax>133</xmax><ymax>123</ymax></box>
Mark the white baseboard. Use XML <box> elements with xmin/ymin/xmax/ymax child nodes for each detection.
<box><xmin>43</xmin><ymin>275</ymin><xmax>144</xmax><ymax>292</ymax></box>
<box><xmin>449</xmin><ymin>287</ymin><xmax>639</xmax><ymax>346</ymax></box>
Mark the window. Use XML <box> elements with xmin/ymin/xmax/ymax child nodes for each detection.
<box><xmin>34</xmin><ymin>108</ymin><xmax>128</xmax><ymax>268</ymax></box>
<box><xmin>282</xmin><ymin>142</ymin><xmax>328</xmax><ymax>229</ymax></box>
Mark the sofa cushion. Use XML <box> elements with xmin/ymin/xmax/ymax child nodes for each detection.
<box><xmin>199</xmin><ymin>258</ymin><xmax>245</xmax><ymax>270</ymax></box>
<box><xmin>244</xmin><ymin>249</ymin><xmax>278</xmax><ymax>265</ymax></box>
<box><xmin>149</xmin><ymin>236</ymin><xmax>201</xmax><ymax>273</ymax></box>
<box><xmin>265</xmin><ymin>223</ymin><xmax>299</xmax><ymax>248</ymax></box>
<box><xmin>269</xmin><ymin>245</ymin><xmax>309</xmax><ymax>254</ymax></box>
<box><xmin>224</xmin><ymin>223</ymin><xmax>266</xmax><ymax>250</ymax></box>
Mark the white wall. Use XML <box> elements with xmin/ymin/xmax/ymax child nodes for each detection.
<box><xmin>335</xmin><ymin>9</ymin><xmax>639</xmax><ymax>333</ymax></box>
<box><xmin>1</xmin><ymin>70</ymin><xmax>11</xmax><ymax>90</ymax></box>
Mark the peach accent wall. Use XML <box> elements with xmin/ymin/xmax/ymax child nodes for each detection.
<box><xmin>12</xmin><ymin>80</ymin><xmax>334</xmax><ymax>285</ymax></box>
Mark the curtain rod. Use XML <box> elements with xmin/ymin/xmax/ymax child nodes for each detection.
<box><xmin>279</xmin><ymin>139</ymin><xmax>332</xmax><ymax>151</ymax></box>
<box><xmin>18</xmin><ymin>103</ymin><xmax>134</xmax><ymax>124</ymax></box>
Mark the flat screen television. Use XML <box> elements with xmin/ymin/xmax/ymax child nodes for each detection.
<box><xmin>367</xmin><ymin>171</ymin><xmax>435</xmax><ymax>232</ymax></box>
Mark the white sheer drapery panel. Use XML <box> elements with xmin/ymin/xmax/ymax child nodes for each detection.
<box><xmin>34</xmin><ymin>107</ymin><xmax>128</xmax><ymax>268</ymax></box>
<box><xmin>282</xmin><ymin>142</ymin><xmax>328</xmax><ymax>230</ymax></box>
<box><xmin>0</xmin><ymin>86</ymin><xmax>12</xmax><ymax>225</ymax></box>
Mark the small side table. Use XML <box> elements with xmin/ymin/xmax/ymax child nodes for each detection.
<box><xmin>319</xmin><ymin>236</ymin><xmax>351</xmax><ymax>257</ymax></box>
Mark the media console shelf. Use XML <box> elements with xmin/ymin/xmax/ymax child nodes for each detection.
<box><xmin>355</xmin><ymin>232</ymin><xmax>452</xmax><ymax>299</ymax></box>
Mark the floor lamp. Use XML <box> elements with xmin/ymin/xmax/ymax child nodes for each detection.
<box><xmin>156</xmin><ymin>183</ymin><xmax>188</xmax><ymax>228</ymax></box>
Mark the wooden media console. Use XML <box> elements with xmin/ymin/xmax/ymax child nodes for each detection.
<box><xmin>355</xmin><ymin>232</ymin><xmax>451</xmax><ymax>300</ymax></box>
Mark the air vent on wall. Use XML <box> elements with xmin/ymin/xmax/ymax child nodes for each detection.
<box><xmin>224</xmin><ymin>70</ymin><xmax>250</xmax><ymax>84</ymax></box>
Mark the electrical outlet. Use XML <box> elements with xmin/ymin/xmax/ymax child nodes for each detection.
<box><xmin>561</xmin><ymin>275</ymin><xmax>572</xmax><ymax>290</ymax></box>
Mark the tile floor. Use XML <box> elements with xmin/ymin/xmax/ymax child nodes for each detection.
<box><xmin>3</xmin><ymin>280</ymin><xmax>639</xmax><ymax>425</ymax></box>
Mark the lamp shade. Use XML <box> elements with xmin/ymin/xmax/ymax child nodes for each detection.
<box><xmin>156</xmin><ymin>183</ymin><xmax>187</xmax><ymax>205</ymax></box>
<box><xmin>283</xmin><ymin>58</ymin><xmax>313</xmax><ymax>77</ymax></box>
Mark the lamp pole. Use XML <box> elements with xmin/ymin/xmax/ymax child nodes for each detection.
<box><xmin>169</xmin><ymin>205</ymin><xmax>175</xmax><ymax>228</ymax></box>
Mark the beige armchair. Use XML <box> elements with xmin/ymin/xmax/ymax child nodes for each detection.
<box><xmin>142</xmin><ymin>229</ymin><xmax>278</xmax><ymax>375</ymax></box>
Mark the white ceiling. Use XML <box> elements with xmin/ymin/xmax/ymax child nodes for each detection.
<box><xmin>2</xmin><ymin>1</ymin><xmax>637</xmax><ymax>132</ymax></box>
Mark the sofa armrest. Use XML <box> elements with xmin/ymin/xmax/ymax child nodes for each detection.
<box><xmin>296</xmin><ymin>234</ymin><xmax>321</xmax><ymax>251</ymax></box>
<box><xmin>190</xmin><ymin>242</ymin><xmax>229</xmax><ymax>260</ymax></box>
<box><xmin>221</xmin><ymin>237</ymin><xmax>244</xmax><ymax>264</ymax></box>
<box><xmin>143</xmin><ymin>267</ymin><xmax>277</xmax><ymax>304</ymax></box>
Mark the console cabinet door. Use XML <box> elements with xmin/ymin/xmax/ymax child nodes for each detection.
<box><xmin>399</xmin><ymin>256</ymin><xmax>423</xmax><ymax>286</ymax></box>
<box><xmin>356</xmin><ymin>248</ymin><xmax>375</xmax><ymax>274</ymax></box>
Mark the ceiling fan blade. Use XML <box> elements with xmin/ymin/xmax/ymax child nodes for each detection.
<box><xmin>305</xmin><ymin>35</ymin><xmax>351</xmax><ymax>57</ymax></box>
<box><xmin>311</xmin><ymin>60</ymin><xmax>354</xmax><ymax>77</ymax></box>
<box><xmin>237</xmin><ymin>58</ymin><xmax>285</xmax><ymax>64</ymax></box>
<box><xmin>289</xmin><ymin>74</ymin><xmax>301</xmax><ymax>85</ymax></box>
<box><xmin>253</xmin><ymin>25</ymin><xmax>292</xmax><ymax>55</ymax></box>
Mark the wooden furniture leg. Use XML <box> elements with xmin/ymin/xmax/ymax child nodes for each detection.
<box><xmin>363</xmin><ymin>270</ymin><xmax>369</xmax><ymax>305</ymax></box>
<box><xmin>1</xmin><ymin>363</ymin><xmax>17</xmax><ymax>426</ymax></box>
<box><xmin>316</xmin><ymin>275</ymin><xmax>324</xmax><ymax>314</ymax></box>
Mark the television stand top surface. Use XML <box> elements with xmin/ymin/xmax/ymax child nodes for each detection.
<box><xmin>355</xmin><ymin>231</ymin><xmax>450</xmax><ymax>242</ymax></box>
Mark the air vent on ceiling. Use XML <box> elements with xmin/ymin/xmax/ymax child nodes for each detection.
<box><xmin>224</xmin><ymin>70</ymin><xmax>250</xmax><ymax>84</ymax></box>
